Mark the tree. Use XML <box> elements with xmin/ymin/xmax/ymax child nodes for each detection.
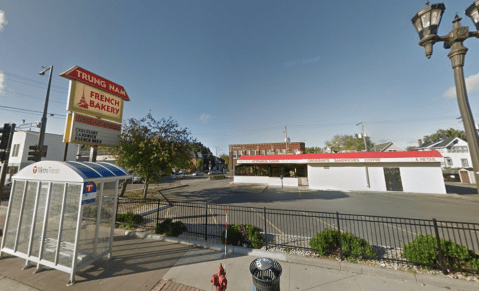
<box><xmin>196</xmin><ymin>158</ymin><xmax>203</xmax><ymax>170</ymax></box>
<box><xmin>423</xmin><ymin>128</ymin><xmax>466</xmax><ymax>143</ymax></box>
<box><xmin>325</xmin><ymin>134</ymin><xmax>374</xmax><ymax>152</ymax></box>
<box><xmin>220</xmin><ymin>154</ymin><xmax>229</xmax><ymax>167</ymax></box>
<box><xmin>115</xmin><ymin>114</ymin><xmax>196</xmax><ymax>198</ymax></box>
<box><xmin>305</xmin><ymin>146</ymin><xmax>322</xmax><ymax>153</ymax></box>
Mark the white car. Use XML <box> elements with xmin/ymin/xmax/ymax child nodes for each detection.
<box><xmin>192</xmin><ymin>171</ymin><xmax>203</xmax><ymax>176</ymax></box>
<box><xmin>132</xmin><ymin>175</ymin><xmax>142</xmax><ymax>183</ymax></box>
<box><xmin>171</xmin><ymin>172</ymin><xmax>185</xmax><ymax>179</ymax></box>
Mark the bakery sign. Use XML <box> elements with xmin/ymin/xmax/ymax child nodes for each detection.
<box><xmin>60</xmin><ymin>66</ymin><xmax>129</xmax><ymax>123</ymax></box>
<box><xmin>64</xmin><ymin>112</ymin><xmax>121</xmax><ymax>146</ymax></box>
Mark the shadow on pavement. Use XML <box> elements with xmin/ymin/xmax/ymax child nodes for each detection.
<box><xmin>159</xmin><ymin>183</ymin><xmax>349</xmax><ymax>206</ymax></box>
<box><xmin>445</xmin><ymin>183</ymin><xmax>478</xmax><ymax>196</ymax></box>
<box><xmin>0</xmin><ymin>233</ymin><xmax>228</xmax><ymax>290</ymax></box>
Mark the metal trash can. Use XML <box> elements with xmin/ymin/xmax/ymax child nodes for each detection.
<box><xmin>250</xmin><ymin>258</ymin><xmax>282</xmax><ymax>291</ymax></box>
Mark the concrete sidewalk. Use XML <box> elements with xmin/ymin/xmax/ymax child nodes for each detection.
<box><xmin>161</xmin><ymin>247</ymin><xmax>478</xmax><ymax>291</ymax></box>
<box><xmin>1</xmin><ymin>231</ymin><xmax>479</xmax><ymax>291</ymax></box>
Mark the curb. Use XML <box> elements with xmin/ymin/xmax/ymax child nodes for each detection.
<box><xmin>125</xmin><ymin>230</ymin><xmax>479</xmax><ymax>291</ymax></box>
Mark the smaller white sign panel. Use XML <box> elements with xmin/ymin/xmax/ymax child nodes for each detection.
<box><xmin>64</xmin><ymin>112</ymin><xmax>121</xmax><ymax>146</ymax></box>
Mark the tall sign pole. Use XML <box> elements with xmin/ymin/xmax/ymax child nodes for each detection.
<box><xmin>37</xmin><ymin>66</ymin><xmax>53</xmax><ymax>161</ymax></box>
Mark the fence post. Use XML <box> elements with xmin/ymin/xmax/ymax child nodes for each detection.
<box><xmin>263</xmin><ymin>207</ymin><xmax>268</xmax><ymax>250</ymax></box>
<box><xmin>432</xmin><ymin>218</ymin><xmax>448</xmax><ymax>274</ymax></box>
<box><xmin>156</xmin><ymin>199</ymin><xmax>160</xmax><ymax>229</ymax></box>
<box><xmin>115</xmin><ymin>195</ymin><xmax>120</xmax><ymax>228</ymax></box>
<box><xmin>336</xmin><ymin>212</ymin><xmax>343</xmax><ymax>261</ymax></box>
<box><xmin>205</xmin><ymin>204</ymin><xmax>208</xmax><ymax>241</ymax></box>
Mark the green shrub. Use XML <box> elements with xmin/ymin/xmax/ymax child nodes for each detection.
<box><xmin>116</xmin><ymin>212</ymin><xmax>143</xmax><ymax>226</ymax></box>
<box><xmin>403</xmin><ymin>235</ymin><xmax>479</xmax><ymax>271</ymax></box>
<box><xmin>309</xmin><ymin>229</ymin><xmax>376</xmax><ymax>260</ymax></box>
<box><xmin>155</xmin><ymin>219</ymin><xmax>188</xmax><ymax>237</ymax></box>
<box><xmin>221</xmin><ymin>224</ymin><xmax>263</xmax><ymax>249</ymax></box>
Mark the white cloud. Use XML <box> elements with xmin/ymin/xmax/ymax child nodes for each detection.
<box><xmin>443</xmin><ymin>72</ymin><xmax>479</xmax><ymax>98</ymax></box>
<box><xmin>199</xmin><ymin>113</ymin><xmax>211</xmax><ymax>123</ymax></box>
<box><xmin>0</xmin><ymin>70</ymin><xmax>5</xmax><ymax>96</ymax></box>
<box><xmin>0</xmin><ymin>10</ymin><xmax>7</xmax><ymax>31</ymax></box>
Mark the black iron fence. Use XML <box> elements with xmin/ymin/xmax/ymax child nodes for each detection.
<box><xmin>116</xmin><ymin>198</ymin><xmax>479</xmax><ymax>274</ymax></box>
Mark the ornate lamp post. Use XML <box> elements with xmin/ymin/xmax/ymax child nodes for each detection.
<box><xmin>412</xmin><ymin>2</ymin><xmax>479</xmax><ymax>194</ymax></box>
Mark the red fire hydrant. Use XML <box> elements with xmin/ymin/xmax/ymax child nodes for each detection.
<box><xmin>211</xmin><ymin>263</ymin><xmax>227</xmax><ymax>291</ymax></box>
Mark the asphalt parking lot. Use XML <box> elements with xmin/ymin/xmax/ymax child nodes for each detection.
<box><xmin>148</xmin><ymin>177</ymin><xmax>479</xmax><ymax>224</ymax></box>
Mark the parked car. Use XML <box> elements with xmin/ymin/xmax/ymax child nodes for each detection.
<box><xmin>132</xmin><ymin>175</ymin><xmax>142</xmax><ymax>183</ymax></box>
<box><xmin>171</xmin><ymin>172</ymin><xmax>185</xmax><ymax>179</ymax></box>
<box><xmin>180</xmin><ymin>170</ymin><xmax>189</xmax><ymax>175</ymax></box>
<box><xmin>192</xmin><ymin>171</ymin><xmax>203</xmax><ymax>176</ymax></box>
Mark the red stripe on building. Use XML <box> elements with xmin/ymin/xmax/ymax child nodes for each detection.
<box><xmin>237</xmin><ymin>151</ymin><xmax>442</xmax><ymax>161</ymax></box>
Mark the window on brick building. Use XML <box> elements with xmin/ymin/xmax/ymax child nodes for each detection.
<box><xmin>246</xmin><ymin>150</ymin><xmax>250</xmax><ymax>155</ymax></box>
<box><xmin>238</xmin><ymin>150</ymin><xmax>243</xmax><ymax>158</ymax></box>
<box><xmin>260</xmin><ymin>150</ymin><xmax>265</xmax><ymax>155</ymax></box>
<box><xmin>252</xmin><ymin>150</ymin><xmax>256</xmax><ymax>155</ymax></box>
<box><xmin>293</xmin><ymin>149</ymin><xmax>298</xmax><ymax>154</ymax></box>
<box><xmin>233</xmin><ymin>151</ymin><xmax>237</xmax><ymax>159</ymax></box>
<box><xmin>274</xmin><ymin>149</ymin><xmax>279</xmax><ymax>154</ymax></box>
<box><xmin>281</xmin><ymin>149</ymin><xmax>286</xmax><ymax>154</ymax></box>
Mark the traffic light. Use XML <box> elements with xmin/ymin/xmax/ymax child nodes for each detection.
<box><xmin>0</xmin><ymin>123</ymin><xmax>13</xmax><ymax>151</ymax></box>
<box><xmin>28</xmin><ymin>145</ymin><xmax>39</xmax><ymax>161</ymax></box>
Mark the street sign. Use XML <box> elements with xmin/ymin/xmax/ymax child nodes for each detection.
<box><xmin>60</xmin><ymin>66</ymin><xmax>129</xmax><ymax>101</ymax></box>
<box><xmin>64</xmin><ymin>112</ymin><xmax>121</xmax><ymax>146</ymax></box>
<box><xmin>66</xmin><ymin>81</ymin><xmax>124</xmax><ymax>123</ymax></box>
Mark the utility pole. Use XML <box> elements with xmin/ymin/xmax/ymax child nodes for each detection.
<box><xmin>283</xmin><ymin>126</ymin><xmax>289</xmax><ymax>154</ymax></box>
<box><xmin>357</xmin><ymin>121</ymin><xmax>368</xmax><ymax>152</ymax></box>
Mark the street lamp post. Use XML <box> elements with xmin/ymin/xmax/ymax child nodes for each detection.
<box><xmin>37</xmin><ymin>66</ymin><xmax>53</xmax><ymax>162</ymax></box>
<box><xmin>412</xmin><ymin>2</ymin><xmax>479</xmax><ymax>195</ymax></box>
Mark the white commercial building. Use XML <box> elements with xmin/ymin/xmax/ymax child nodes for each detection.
<box><xmin>234</xmin><ymin>151</ymin><xmax>446</xmax><ymax>194</ymax></box>
<box><xmin>0</xmin><ymin>131</ymin><xmax>79</xmax><ymax>181</ymax></box>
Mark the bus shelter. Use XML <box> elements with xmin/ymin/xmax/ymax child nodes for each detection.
<box><xmin>0</xmin><ymin>161</ymin><xmax>131</xmax><ymax>285</ymax></box>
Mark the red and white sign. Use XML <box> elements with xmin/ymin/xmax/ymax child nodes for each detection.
<box><xmin>66</xmin><ymin>81</ymin><xmax>124</xmax><ymax>123</ymax></box>
<box><xmin>64</xmin><ymin>112</ymin><xmax>121</xmax><ymax>146</ymax></box>
<box><xmin>60</xmin><ymin>66</ymin><xmax>129</xmax><ymax>101</ymax></box>
<box><xmin>237</xmin><ymin>151</ymin><xmax>443</xmax><ymax>164</ymax></box>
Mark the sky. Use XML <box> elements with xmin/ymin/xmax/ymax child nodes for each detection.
<box><xmin>2</xmin><ymin>1</ymin><xmax>479</xmax><ymax>156</ymax></box>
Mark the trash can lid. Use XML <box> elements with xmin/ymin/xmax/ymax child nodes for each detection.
<box><xmin>255</xmin><ymin>258</ymin><xmax>274</xmax><ymax>271</ymax></box>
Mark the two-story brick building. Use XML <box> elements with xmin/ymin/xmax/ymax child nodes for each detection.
<box><xmin>229</xmin><ymin>142</ymin><xmax>305</xmax><ymax>174</ymax></box>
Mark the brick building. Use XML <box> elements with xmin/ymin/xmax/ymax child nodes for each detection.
<box><xmin>229</xmin><ymin>142</ymin><xmax>305</xmax><ymax>173</ymax></box>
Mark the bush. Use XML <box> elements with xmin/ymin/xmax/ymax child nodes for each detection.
<box><xmin>116</xmin><ymin>212</ymin><xmax>143</xmax><ymax>227</ymax></box>
<box><xmin>221</xmin><ymin>224</ymin><xmax>263</xmax><ymax>249</ymax></box>
<box><xmin>309</xmin><ymin>229</ymin><xmax>376</xmax><ymax>260</ymax></box>
<box><xmin>155</xmin><ymin>219</ymin><xmax>188</xmax><ymax>237</ymax></box>
<box><xmin>403</xmin><ymin>235</ymin><xmax>479</xmax><ymax>271</ymax></box>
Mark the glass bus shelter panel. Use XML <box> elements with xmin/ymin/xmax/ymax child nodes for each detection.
<box><xmin>41</xmin><ymin>183</ymin><xmax>65</xmax><ymax>263</ymax></box>
<box><xmin>16</xmin><ymin>181</ymin><xmax>38</xmax><ymax>254</ymax></box>
<box><xmin>30</xmin><ymin>182</ymin><xmax>49</xmax><ymax>258</ymax></box>
<box><xmin>77</xmin><ymin>190</ymin><xmax>101</xmax><ymax>263</ymax></box>
<box><xmin>58</xmin><ymin>184</ymin><xmax>81</xmax><ymax>268</ymax></box>
<box><xmin>96</xmin><ymin>181</ymin><xmax>116</xmax><ymax>255</ymax></box>
<box><xmin>4</xmin><ymin>180</ymin><xmax>26</xmax><ymax>250</ymax></box>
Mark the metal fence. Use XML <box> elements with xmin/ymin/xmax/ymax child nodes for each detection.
<box><xmin>116</xmin><ymin>198</ymin><xmax>479</xmax><ymax>274</ymax></box>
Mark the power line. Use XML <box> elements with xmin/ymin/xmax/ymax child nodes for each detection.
<box><xmin>2</xmin><ymin>89</ymin><xmax>67</xmax><ymax>105</ymax></box>
<box><xmin>3</xmin><ymin>71</ymin><xmax>67</xmax><ymax>92</ymax></box>
<box><xmin>5</xmin><ymin>79</ymin><xmax>67</xmax><ymax>95</ymax></box>
<box><xmin>0</xmin><ymin>105</ymin><xmax>66</xmax><ymax>118</ymax></box>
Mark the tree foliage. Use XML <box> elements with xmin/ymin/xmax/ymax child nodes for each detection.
<box><xmin>220</xmin><ymin>154</ymin><xmax>229</xmax><ymax>167</ymax></box>
<box><xmin>423</xmin><ymin>128</ymin><xmax>466</xmax><ymax>143</ymax></box>
<box><xmin>115</xmin><ymin>114</ymin><xmax>196</xmax><ymax>198</ymax></box>
<box><xmin>305</xmin><ymin>146</ymin><xmax>322</xmax><ymax>154</ymax></box>
<box><xmin>325</xmin><ymin>134</ymin><xmax>374</xmax><ymax>152</ymax></box>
